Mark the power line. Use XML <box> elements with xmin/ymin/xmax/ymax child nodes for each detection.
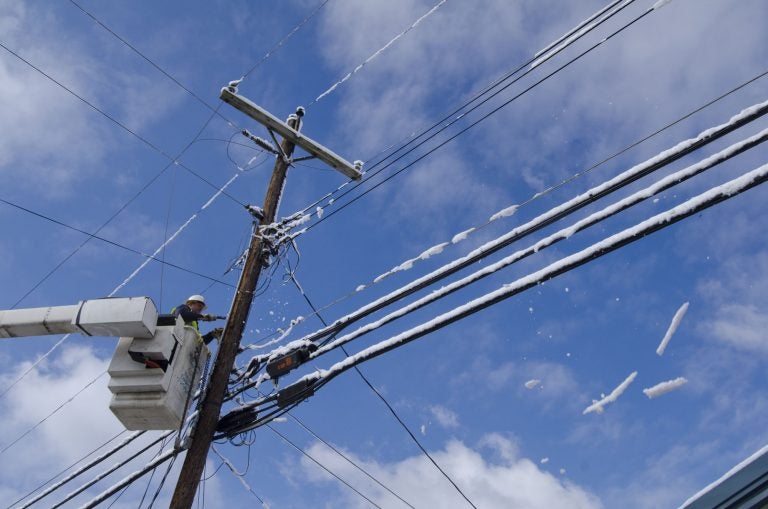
<box><xmin>0</xmin><ymin>40</ymin><xmax>246</xmax><ymax>207</ymax></box>
<box><xmin>266</xmin><ymin>423</ymin><xmax>382</xmax><ymax>508</ymax></box>
<box><xmin>302</xmin><ymin>5</ymin><xmax>657</xmax><ymax>233</ymax></box>
<box><xmin>66</xmin><ymin>0</ymin><xmax>226</xmax><ymax>119</ymax></box>
<box><xmin>241</xmin><ymin>0</ymin><xmax>332</xmax><ymax>81</ymax></box>
<box><xmin>8</xmin><ymin>429</ymin><xmax>129</xmax><ymax>509</ymax></box>
<box><xmin>296</xmin><ymin>160</ymin><xmax>768</xmax><ymax>393</ymax></box>
<box><xmin>287</xmin><ymin>412</ymin><xmax>416</xmax><ymax>509</ymax></box>
<box><xmin>0</xmin><ymin>197</ymin><xmax>236</xmax><ymax>289</ymax></box>
<box><xmin>279</xmin><ymin>99</ymin><xmax>768</xmax><ymax>351</ymax></box>
<box><xmin>290</xmin><ymin>0</ymin><xmax>641</xmax><ymax>226</ymax></box>
<box><xmin>229</xmin><ymin>71</ymin><xmax>768</xmax><ymax>360</ymax></box>
<box><xmin>0</xmin><ymin>371</ymin><xmax>106</xmax><ymax>457</ymax></box>
<box><xmin>289</xmin><ymin>274</ymin><xmax>475</xmax><ymax>508</ymax></box>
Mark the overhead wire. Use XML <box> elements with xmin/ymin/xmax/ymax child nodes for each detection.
<box><xmin>301</xmin><ymin>3</ymin><xmax>657</xmax><ymax>234</ymax></box>
<box><xmin>287</xmin><ymin>413</ymin><xmax>415</xmax><ymax>508</ymax></box>
<box><xmin>66</xmin><ymin>0</ymin><xmax>229</xmax><ymax>120</ymax></box>
<box><xmin>0</xmin><ymin>371</ymin><xmax>107</xmax><ymax>457</ymax></box>
<box><xmin>269</xmin><ymin>99</ymin><xmax>768</xmax><ymax>353</ymax></box>
<box><xmin>7</xmin><ymin>429</ymin><xmax>129</xmax><ymax>509</ymax></box>
<box><xmin>0</xmin><ymin>41</ymin><xmax>246</xmax><ymax>207</ymax></box>
<box><xmin>266</xmin><ymin>423</ymin><xmax>383</xmax><ymax>508</ymax></box>
<box><xmin>288</xmin><ymin>275</ymin><xmax>467</xmax><ymax>508</ymax></box>
<box><xmin>287</xmin><ymin>160</ymin><xmax>768</xmax><ymax>399</ymax></box>
<box><xmin>308</xmin><ymin>0</ymin><xmax>449</xmax><ymax>106</ymax></box>
<box><xmin>288</xmin><ymin>0</ymin><xmax>641</xmax><ymax>225</ymax></box>
<box><xmin>49</xmin><ymin>431</ymin><xmax>175</xmax><ymax>509</ymax></box>
<box><xmin>0</xmin><ymin>198</ymin><xmax>236</xmax><ymax>290</ymax></box>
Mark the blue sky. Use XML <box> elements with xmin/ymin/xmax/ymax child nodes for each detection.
<box><xmin>1</xmin><ymin>0</ymin><xmax>767</xmax><ymax>507</ymax></box>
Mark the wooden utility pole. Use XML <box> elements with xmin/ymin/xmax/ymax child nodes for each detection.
<box><xmin>170</xmin><ymin>85</ymin><xmax>360</xmax><ymax>507</ymax></box>
<box><xmin>169</xmin><ymin>110</ymin><xmax>302</xmax><ymax>509</ymax></box>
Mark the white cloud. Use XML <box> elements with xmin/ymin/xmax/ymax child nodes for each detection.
<box><xmin>706</xmin><ymin>303</ymin><xmax>768</xmax><ymax>355</ymax></box>
<box><xmin>429</xmin><ymin>404</ymin><xmax>459</xmax><ymax>429</ymax></box>
<box><xmin>0</xmin><ymin>0</ymin><xmax>185</xmax><ymax>196</ymax></box>
<box><xmin>299</xmin><ymin>435</ymin><xmax>603</xmax><ymax>508</ymax></box>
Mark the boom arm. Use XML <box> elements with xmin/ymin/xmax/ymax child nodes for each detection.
<box><xmin>0</xmin><ymin>297</ymin><xmax>158</xmax><ymax>339</ymax></box>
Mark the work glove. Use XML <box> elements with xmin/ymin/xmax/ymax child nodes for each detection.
<box><xmin>202</xmin><ymin>328</ymin><xmax>224</xmax><ymax>345</ymax></box>
<box><xmin>202</xmin><ymin>314</ymin><xmax>216</xmax><ymax>321</ymax></box>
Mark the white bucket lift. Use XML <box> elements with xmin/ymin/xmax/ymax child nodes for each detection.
<box><xmin>108</xmin><ymin>315</ymin><xmax>209</xmax><ymax>430</ymax></box>
<box><xmin>0</xmin><ymin>297</ymin><xmax>209</xmax><ymax>431</ymax></box>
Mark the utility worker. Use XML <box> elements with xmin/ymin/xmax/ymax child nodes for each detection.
<box><xmin>172</xmin><ymin>294</ymin><xmax>224</xmax><ymax>345</ymax></box>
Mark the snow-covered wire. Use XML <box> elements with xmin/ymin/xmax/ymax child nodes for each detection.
<box><xmin>50</xmin><ymin>431</ymin><xmax>175</xmax><ymax>509</ymax></box>
<box><xmin>210</xmin><ymin>445</ymin><xmax>267</xmax><ymax>506</ymax></box>
<box><xmin>269</xmin><ymin>101</ymin><xmax>768</xmax><ymax>355</ymax></box>
<box><xmin>9</xmin><ymin>429</ymin><xmax>129</xmax><ymax>508</ymax></box>
<box><xmin>310</xmin><ymin>0</ymin><xmax>449</xmax><ymax>105</ymax></box>
<box><xmin>77</xmin><ymin>446</ymin><xmax>179</xmax><ymax>509</ymax></box>
<box><xmin>294</xmin><ymin>127</ymin><xmax>768</xmax><ymax>360</ymax></box>
<box><xmin>289</xmin><ymin>160</ymin><xmax>768</xmax><ymax>393</ymax></box>
<box><xmin>291</xmin><ymin>0</ymin><xmax>643</xmax><ymax>226</ymax></box>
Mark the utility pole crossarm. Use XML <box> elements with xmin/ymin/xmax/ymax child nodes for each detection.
<box><xmin>220</xmin><ymin>87</ymin><xmax>363</xmax><ymax>180</ymax></box>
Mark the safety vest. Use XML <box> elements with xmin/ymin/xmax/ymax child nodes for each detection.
<box><xmin>171</xmin><ymin>306</ymin><xmax>200</xmax><ymax>331</ymax></box>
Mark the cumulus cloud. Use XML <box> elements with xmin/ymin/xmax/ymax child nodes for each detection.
<box><xmin>299</xmin><ymin>435</ymin><xmax>603</xmax><ymax>508</ymax></box>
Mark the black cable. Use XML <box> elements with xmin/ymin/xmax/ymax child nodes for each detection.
<box><xmin>0</xmin><ymin>197</ymin><xmax>236</xmax><ymax>289</ymax></box>
<box><xmin>289</xmin><ymin>413</ymin><xmax>416</xmax><ymax>508</ymax></box>
<box><xmin>0</xmin><ymin>40</ymin><xmax>247</xmax><ymax>207</ymax></box>
<box><xmin>289</xmin><ymin>274</ymin><xmax>477</xmax><ymax>509</ymax></box>
<box><xmin>6</xmin><ymin>429</ymin><xmax>127</xmax><ymax>509</ymax></box>
<box><xmin>138</xmin><ymin>433</ymin><xmax>174</xmax><ymax>508</ymax></box>
<box><xmin>266</xmin><ymin>423</ymin><xmax>382</xmax><ymax>509</ymax></box>
<box><xmin>67</xmin><ymin>0</ymin><xmax>229</xmax><ymax>120</ymax></box>
<box><xmin>240</xmin><ymin>0</ymin><xmax>332</xmax><ymax>81</ymax></box>
<box><xmin>146</xmin><ymin>455</ymin><xmax>178</xmax><ymax>509</ymax></box>
<box><xmin>292</xmin><ymin>0</ymin><xmax>641</xmax><ymax>225</ymax></box>
<box><xmin>304</xmin><ymin>8</ymin><xmax>657</xmax><ymax>233</ymax></box>
<box><xmin>8</xmin><ymin>104</ymin><xmax>222</xmax><ymax>309</ymax></box>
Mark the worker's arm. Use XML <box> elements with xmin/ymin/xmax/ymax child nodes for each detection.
<box><xmin>174</xmin><ymin>304</ymin><xmax>206</xmax><ymax>323</ymax></box>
